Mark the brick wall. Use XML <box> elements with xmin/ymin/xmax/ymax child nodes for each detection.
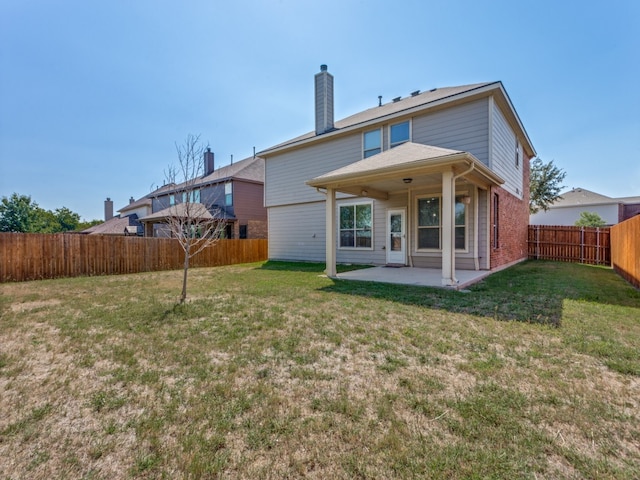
<box><xmin>233</xmin><ymin>220</ymin><xmax>268</xmax><ymax>239</ymax></box>
<box><xmin>490</xmin><ymin>153</ymin><xmax>530</xmax><ymax>269</ymax></box>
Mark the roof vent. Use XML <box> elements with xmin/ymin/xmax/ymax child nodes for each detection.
<box><xmin>392</xmin><ymin>96</ymin><xmax>401</xmax><ymax>103</ymax></box>
<box><xmin>411</xmin><ymin>90</ymin><xmax>420</xmax><ymax>96</ymax></box>
<box><xmin>378</xmin><ymin>95</ymin><xmax>382</xmax><ymax>107</ymax></box>
<box><xmin>429</xmin><ymin>87</ymin><xmax>437</xmax><ymax>92</ymax></box>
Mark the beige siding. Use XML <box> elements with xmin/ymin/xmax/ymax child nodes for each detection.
<box><xmin>412</xmin><ymin>99</ymin><xmax>490</xmax><ymax>165</ymax></box>
<box><xmin>265</xmin><ymin>135</ymin><xmax>362</xmax><ymax>208</ymax></box>
<box><xmin>491</xmin><ymin>100</ymin><xmax>523</xmax><ymax>199</ymax></box>
<box><xmin>268</xmin><ymin>202</ymin><xmax>327</xmax><ymax>261</ymax></box>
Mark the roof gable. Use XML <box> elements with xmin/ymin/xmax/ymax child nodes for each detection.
<box><xmin>260</xmin><ymin>81</ymin><xmax>535</xmax><ymax>158</ymax></box>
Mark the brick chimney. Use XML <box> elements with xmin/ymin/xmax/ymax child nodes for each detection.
<box><xmin>315</xmin><ymin>64</ymin><xmax>334</xmax><ymax>135</ymax></box>
<box><xmin>104</xmin><ymin>198</ymin><xmax>114</xmax><ymax>221</ymax></box>
<box><xmin>204</xmin><ymin>147</ymin><xmax>215</xmax><ymax>175</ymax></box>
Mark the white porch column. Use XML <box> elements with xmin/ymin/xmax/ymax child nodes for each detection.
<box><xmin>441</xmin><ymin>170</ymin><xmax>457</xmax><ymax>286</ymax></box>
<box><xmin>325</xmin><ymin>187</ymin><xmax>337</xmax><ymax>277</ymax></box>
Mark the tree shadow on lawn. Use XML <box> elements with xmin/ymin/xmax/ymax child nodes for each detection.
<box><xmin>262</xmin><ymin>260</ymin><xmax>640</xmax><ymax>327</ymax></box>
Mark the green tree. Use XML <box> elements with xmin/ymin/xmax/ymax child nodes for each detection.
<box><xmin>1</xmin><ymin>193</ymin><xmax>87</xmax><ymax>232</ymax></box>
<box><xmin>575</xmin><ymin>211</ymin><xmax>607</xmax><ymax>227</ymax></box>
<box><xmin>529</xmin><ymin>158</ymin><xmax>567</xmax><ymax>214</ymax></box>
<box><xmin>54</xmin><ymin>207</ymin><xmax>81</xmax><ymax>231</ymax></box>
<box><xmin>0</xmin><ymin>193</ymin><xmax>40</xmax><ymax>232</ymax></box>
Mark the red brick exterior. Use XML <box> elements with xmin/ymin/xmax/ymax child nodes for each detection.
<box><xmin>490</xmin><ymin>153</ymin><xmax>531</xmax><ymax>269</ymax></box>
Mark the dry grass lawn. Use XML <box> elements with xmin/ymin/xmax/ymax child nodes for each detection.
<box><xmin>1</xmin><ymin>260</ymin><xmax>639</xmax><ymax>479</ymax></box>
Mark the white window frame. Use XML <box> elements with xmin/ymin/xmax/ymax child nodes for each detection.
<box><xmin>363</xmin><ymin>128</ymin><xmax>382</xmax><ymax>158</ymax></box>
<box><xmin>415</xmin><ymin>193</ymin><xmax>468</xmax><ymax>253</ymax></box>
<box><xmin>338</xmin><ymin>201</ymin><xmax>374</xmax><ymax>250</ymax></box>
<box><xmin>389</xmin><ymin>120</ymin><xmax>411</xmax><ymax>148</ymax></box>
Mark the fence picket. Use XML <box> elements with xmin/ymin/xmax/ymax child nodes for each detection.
<box><xmin>0</xmin><ymin>234</ymin><xmax>268</xmax><ymax>282</ymax></box>
<box><xmin>527</xmin><ymin>225</ymin><xmax>611</xmax><ymax>265</ymax></box>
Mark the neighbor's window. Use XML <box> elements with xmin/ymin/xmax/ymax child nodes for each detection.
<box><xmin>191</xmin><ymin>189</ymin><xmax>201</xmax><ymax>203</ymax></box>
<box><xmin>363</xmin><ymin>129</ymin><xmax>381</xmax><ymax>158</ymax></box>
<box><xmin>169</xmin><ymin>194</ymin><xmax>175</xmax><ymax>206</ymax></box>
<box><xmin>339</xmin><ymin>203</ymin><xmax>372</xmax><ymax>248</ymax></box>
<box><xmin>417</xmin><ymin>195</ymin><xmax>467</xmax><ymax>250</ymax></box>
<box><xmin>390</xmin><ymin>120</ymin><xmax>410</xmax><ymax>148</ymax></box>
<box><xmin>225</xmin><ymin>182</ymin><xmax>233</xmax><ymax>206</ymax></box>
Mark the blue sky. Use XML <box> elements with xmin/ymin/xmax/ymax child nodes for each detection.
<box><xmin>1</xmin><ymin>0</ymin><xmax>638</xmax><ymax>221</ymax></box>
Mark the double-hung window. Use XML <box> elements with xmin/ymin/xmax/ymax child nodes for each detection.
<box><xmin>417</xmin><ymin>195</ymin><xmax>467</xmax><ymax>250</ymax></box>
<box><xmin>390</xmin><ymin>120</ymin><xmax>410</xmax><ymax>148</ymax></box>
<box><xmin>363</xmin><ymin>129</ymin><xmax>381</xmax><ymax>158</ymax></box>
<box><xmin>339</xmin><ymin>203</ymin><xmax>372</xmax><ymax>248</ymax></box>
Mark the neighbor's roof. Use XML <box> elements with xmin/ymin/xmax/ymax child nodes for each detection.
<box><xmin>552</xmin><ymin>188</ymin><xmax>640</xmax><ymax>208</ymax></box>
<box><xmin>199</xmin><ymin>156</ymin><xmax>264</xmax><ymax>185</ymax></box>
<box><xmin>82</xmin><ymin>214</ymin><xmax>141</xmax><ymax>235</ymax></box>
<box><xmin>260</xmin><ymin>81</ymin><xmax>535</xmax><ymax>157</ymax></box>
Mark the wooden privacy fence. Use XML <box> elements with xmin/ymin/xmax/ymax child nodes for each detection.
<box><xmin>610</xmin><ymin>215</ymin><xmax>640</xmax><ymax>289</ymax></box>
<box><xmin>0</xmin><ymin>233</ymin><xmax>268</xmax><ymax>282</ymax></box>
<box><xmin>528</xmin><ymin>225</ymin><xmax>610</xmax><ymax>266</ymax></box>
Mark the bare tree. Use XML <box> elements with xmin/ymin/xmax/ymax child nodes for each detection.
<box><xmin>159</xmin><ymin>134</ymin><xmax>227</xmax><ymax>303</ymax></box>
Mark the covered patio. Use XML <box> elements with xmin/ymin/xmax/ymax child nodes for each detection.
<box><xmin>306</xmin><ymin>142</ymin><xmax>505</xmax><ymax>286</ymax></box>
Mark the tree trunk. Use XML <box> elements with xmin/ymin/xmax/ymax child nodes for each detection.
<box><xmin>180</xmin><ymin>244</ymin><xmax>190</xmax><ymax>303</ymax></box>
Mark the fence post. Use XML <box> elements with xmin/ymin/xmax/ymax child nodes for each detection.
<box><xmin>580</xmin><ymin>227</ymin><xmax>584</xmax><ymax>264</ymax></box>
<box><xmin>596</xmin><ymin>227</ymin><xmax>600</xmax><ymax>265</ymax></box>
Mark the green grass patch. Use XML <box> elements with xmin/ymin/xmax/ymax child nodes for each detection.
<box><xmin>1</xmin><ymin>260</ymin><xmax>639</xmax><ymax>478</ymax></box>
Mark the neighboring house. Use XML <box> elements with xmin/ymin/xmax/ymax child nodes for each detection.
<box><xmin>83</xmin><ymin>196</ymin><xmax>150</xmax><ymax>235</ymax></box>
<box><xmin>259</xmin><ymin>65</ymin><xmax>535</xmax><ymax>286</ymax></box>
<box><xmin>140</xmin><ymin>152</ymin><xmax>267</xmax><ymax>239</ymax></box>
<box><xmin>530</xmin><ymin>187</ymin><xmax>640</xmax><ymax>226</ymax></box>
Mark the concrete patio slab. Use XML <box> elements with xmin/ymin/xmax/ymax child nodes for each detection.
<box><xmin>335</xmin><ymin>266</ymin><xmax>492</xmax><ymax>290</ymax></box>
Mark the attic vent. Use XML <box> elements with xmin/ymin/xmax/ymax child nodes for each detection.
<box><xmin>411</xmin><ymin>90</ymin><xmax>420</xmax><ymax>96</ymax></box>
<box><xmin>392</xmin><ymin>96</ymin><xmax>401</xmax><ymax>103</ymax></box>
<box><xmin>429</xmin><ymin>87</ymin><xmax>437</xmax><ymax>92</ymax></box>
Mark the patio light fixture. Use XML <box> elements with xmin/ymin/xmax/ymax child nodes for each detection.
<box><xmin>403</xmin><ymin>178</ymin><xmax>413</xmax><ymax>184</ymax></box>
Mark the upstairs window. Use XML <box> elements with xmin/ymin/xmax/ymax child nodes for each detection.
<box><xmin>169</xmin><ymin>194</ymin><xmax>175</xmax><ymax>206</ymax></box>
<box><xmin>363</xmin><ymin>129</ymin><xmax>381</xmax><ymax>158</ymax></box>
<box><xmin>225</xmin><ymin>182</ymin><xmax>233</xmax><ymax>206</ymax></box>
<box><xmin>390</xmin><ymin>121</ymin><xmax>410</xmax><ymax>148</ymax></box>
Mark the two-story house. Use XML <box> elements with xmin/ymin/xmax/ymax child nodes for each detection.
<box><xmin>259</xmin><ymin>65</ymin><xmax>535</xmax><ymax>286</ymax></box>
<box><xmin>86</xmin><ymin>151</ymin><xmax>267</xmax><ymax>239</ymax></box>
<box><xmin>140</xmin><ymin>151</ymin><xmax>267</xmax><ymax>239</ymax></box>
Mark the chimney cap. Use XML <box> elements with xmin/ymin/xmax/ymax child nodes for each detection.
<box><xmin>320</xmin><ymin>64</ymin><xmax>328</xmax><ymax>72</ymax></box>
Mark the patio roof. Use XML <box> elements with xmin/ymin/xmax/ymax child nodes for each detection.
<box><xmin>306</xmin><ymin>142</ymin><xmax>504</xmax><ymax>199</ymax></box>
